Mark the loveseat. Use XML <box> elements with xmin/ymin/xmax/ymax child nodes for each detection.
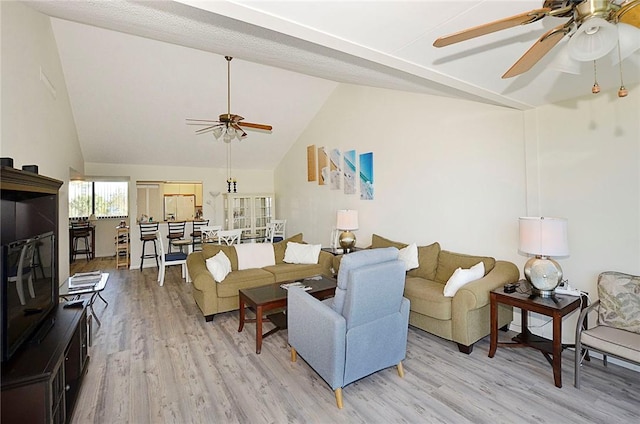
<box><xmin>334</xmin><ymin>235</ymin><xmax>519</xmax><ymax>353</ymax></box>
<box><xmin>186</xmin><ymin>233</ymin><xmax>333</xmax><ymax>321</ymax></box>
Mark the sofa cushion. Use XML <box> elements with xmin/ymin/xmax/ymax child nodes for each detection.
<box><xmin>205</xmin><ymin>250</ymin><xmax>232</xmax><ymax>282</ymax></box>
<box><xmin>371</xmin><ymin>234</ymin><xmax>407</xmax><ymax>249</ymax></box>
<box><xmin>215</xmin><ymin>268</ymin><xmax>275</xmax><ymax>298</ymax></box>
<box><xmin>273</xmin><ymin>233</ymin><xmax>304</xmax><ymax>263</ymax></box>
<box><xmin>404</xmin><ymin>275</ymin><xmax>452</xmax><ymax>320</ymax></box>
<box><xmin>434</xmin><ymin>250</ymin><xmax>495</xmax><ymax>284</ymax></box>
<box><xmin>202</xmin><ymin>244</ymin><xmax>239</xmax><ymax>270</ymax></box>
<box><xmin>407</xmin><ymin>242</ymin><xmax>441</xmax><ymax>280</ymax></box>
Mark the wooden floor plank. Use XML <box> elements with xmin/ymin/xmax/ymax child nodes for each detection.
<box><xmin>68</xmin><ymin>258</ymin><xmax>640</xmax><ymax>424</ymax></box>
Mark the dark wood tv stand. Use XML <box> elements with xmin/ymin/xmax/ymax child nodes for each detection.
<box><xmin>1</xmin><ymin>303</ymin><xmax>90</xmax><ymax>423</ymax></box>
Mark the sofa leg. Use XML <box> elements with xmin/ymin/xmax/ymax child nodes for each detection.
<box><xmin>334</xmin><ymin>388</ymin><xmax>343</xmax><ymax>409</ymax></box>
<box><xmin>500</xmin><ymin>324</ymin><xmax>510</xmax><ymax>332</ymax></box>
<box><xmin>457</xmin><ymin>343</ymin><xmax>473</xmax><ymax>354</ymax></box>
<box><xmin>205</xmin><ymin>314</ymin><xmax>215</xmax><ymax>322</ymax></box>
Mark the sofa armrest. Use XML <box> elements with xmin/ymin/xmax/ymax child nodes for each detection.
<box><xmin>317</xmin><ymin>250</ymin><xmax>334</xmax><ymax>277</ymax></box>
<box><xmin>186</xmin><ymin>251</ymin><xmax>216</xmax><ymax>292</ymax></box>
<box><xmin>452</xmin><ymin>261</ymin><xmax>520</xmax><ymax>311</ymax></box>
<box><xmin>288</xmin><ymin>287</ymin><xmax>346</xmax><ymax>390</ymax></box>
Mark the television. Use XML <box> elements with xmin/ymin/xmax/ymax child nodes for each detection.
<box><xmin>1</xmin><ymin>231</ymin><xmax>57</xmax><ymax>362</ymax></box>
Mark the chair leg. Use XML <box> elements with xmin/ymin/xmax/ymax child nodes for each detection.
<box><xmin>397</xmin><ymin>361</ymin><xmax>405</xmax><ymax>378</ymax></box>
<box><xmin>603</xmin><ymin>354</ymin><xmax>608</xmax><ymax>367</ymax></box>
<box><xmin>574</xmin><ymin>337</ymin><xmax>582</xmax><ymax>388</ymax></box>
<box><xmin>334</xmin><ymin>388</ymin><xmax>343</xmax><ymax>409</ymax></box>
<box><xmin>290</xmin><ymin>346</ymin><xmax>297</xmax><ymax>362</ymax></box>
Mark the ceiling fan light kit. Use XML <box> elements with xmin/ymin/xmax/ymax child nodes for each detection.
<box><xmin>433</xmin><ymin>0</ymin><xmax>640</xmax><ymax>96</ymax></box>
<box><xmin>568</xmin><ymin>17</ymin><xmax>618</xmax><ymax>60</ymax></box>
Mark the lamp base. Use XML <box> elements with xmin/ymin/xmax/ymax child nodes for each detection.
<box><xmin>523</xmin><ymin>256</ymin><xmax>563</xmax><ymax>298</ymax></box>
<box><xmin>338</xmin><ymin>231</ymin><xmax>356</xmax><ymax>253</ymax></box>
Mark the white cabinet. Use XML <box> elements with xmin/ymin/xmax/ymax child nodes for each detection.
<box><xmin>223</xmin><ymin>193</ymin><xmax>274</xmax><ymax>238</ymax></box>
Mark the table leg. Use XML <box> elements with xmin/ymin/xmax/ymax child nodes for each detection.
<box><xmin>256</xmin><ymin>305</ymin><xmax>263</xmax><ymax>354</ymax></box>
<box><xmin>89</xmin><ymin>293</ymin><xmax>101</xmax><ymax>327</ymax></box>
<box><xmin>552</xmin><ymin>312</ymin><xmax>563</xmax><ymax>388</ymax></box>
<box><xmin>238</xmin><ymin>296</ymin><xmax>245</xmax><ymax>332</ymax></box>
<box><xmin>489</xmin><ymin>293</ymin><xmax>498</xmax><ymax>358</ymax></box>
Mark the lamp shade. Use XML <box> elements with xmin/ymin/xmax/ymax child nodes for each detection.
<box><xmin>568</xmin><ymin>17</ymin><xmax>618</xmax><ymax>62</ymax></box>
<box><xmin>336</xmin><ymin>210</ymin><xmax>358</xmax><ymax>231</ymax></box>
<box><xmin>518</xmin><ymin>217</ymin><xmax>569</xmax><ymax>257</ymax></box>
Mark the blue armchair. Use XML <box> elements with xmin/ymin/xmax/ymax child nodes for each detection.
<box><xmin>287</xmin><ymin>247</ymin><xmax>410</xmax><ymax>409</ymax></box>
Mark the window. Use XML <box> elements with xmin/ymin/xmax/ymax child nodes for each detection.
<box><xmin>69</xmin><ymin>181</ymin><xmax>128</xmax><ymax>219</ymax></box>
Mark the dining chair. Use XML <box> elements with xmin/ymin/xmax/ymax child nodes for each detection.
<box><xmin>201</xmin><ymin>225</ymin><xmax>222</xmax><ymax>244</ymax></box>
<box><xmin>156</xmin><ymin>230</ymin><xmax>187</xmax><ymax>286</ymax></box>
<box><xmin>217</xmin><ymin>229</ymin><xmax>243</xmax><ymax>245</ymax></box>
<box><xmin>270</xmin><ymin>219</ymin><xmax>286</xmax><ymax>242</ymax></box>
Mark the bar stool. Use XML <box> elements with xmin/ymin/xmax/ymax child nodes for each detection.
<box><xmin>167</xmin><ymin>221</ymin><xmax>186</xmax><ymax>253</ymax></box>
<box><xmin>71</xmin><ymin>221</ymin><xmax>92</xmax><ymax>262</ymax></box>
<box><xmin>139</xmin><ymin>222</ymin><xmax>159</xmax><ymax>270</ymax></box>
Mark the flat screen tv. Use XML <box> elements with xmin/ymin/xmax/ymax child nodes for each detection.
<box><xmin>1</xmin><ymin>231</ymin><xmax>57</xmax><ymax>362</ymax></box>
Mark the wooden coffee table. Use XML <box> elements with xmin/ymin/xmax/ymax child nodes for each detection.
<box><xmin>238</xmin><ymin>275</ymin><xmax>336</xmax><ymax>354</ymax></box>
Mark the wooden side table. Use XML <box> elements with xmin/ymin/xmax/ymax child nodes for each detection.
<box><xmin>489</xmin><ymin>285</ymin><xmax>584</xmax><ymax>388</ymax></box>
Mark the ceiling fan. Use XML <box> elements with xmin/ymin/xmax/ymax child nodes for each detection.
<box><xmin>186</xmin><ymin>56</ymin><xmax>272</xmax><ymax>142</ymax></box>
<box><xmin>433</xmin><ymin>0</ymin><xmax>640</xmax><ymax>79</ymax></box>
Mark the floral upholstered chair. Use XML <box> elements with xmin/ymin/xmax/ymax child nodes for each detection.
<box><xmin>574</xmin><ymin>271</ymin><xmax>640</xmax><ymax>388</ymax></box>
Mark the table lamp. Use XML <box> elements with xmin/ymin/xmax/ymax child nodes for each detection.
<box><xmin>518</xmin><ymin>217</ymin><xmax>569</xmax><ymax>297</ymax></box>
<box><xmin>336</xmin><ymin>210</ymin><xmax>358</xmax><ymax>253</ymax></box>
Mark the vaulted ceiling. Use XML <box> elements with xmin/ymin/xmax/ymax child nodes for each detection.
<box><xmin>27</xmin><ymin>1</ymin><xmax>640</xmax><ymax>170</ymax></box>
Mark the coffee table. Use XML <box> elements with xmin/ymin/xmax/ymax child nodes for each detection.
<box><xmin>238</xmin><ymin>275</ymin><xmax>336</xmax><ymax>354</ymax></box>
<box><xmin>59</xmin><ymin>272</ymin><xmax>109</xmax><ymax>326</ymax></box>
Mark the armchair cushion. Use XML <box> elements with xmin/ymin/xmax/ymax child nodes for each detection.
<box><xmin>597</xmin><ymin>271</ymin><xmax>640</xmax><ymax>334</ymax></box>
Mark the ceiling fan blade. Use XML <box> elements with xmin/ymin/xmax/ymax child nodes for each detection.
<box><xmin>501</xmin><ymin>21</ymin><xmax>571</xmax><ymax>79</ymax></box>
<box><xmin>615</xmin><ymin>0</ymin><xmax>640</xmax><ymax>29</ymax></box>
<box><xmin>195</xmin><ymin>124</ymin><xmax>223</xmax><ymax>134</ymax></box>
<box><xmin>186</xmin><ymin>119</ymin><xmax>221</xmax><ymax>125</ymax></box>
<box><xmin>231</xmin><ymin>123</ymin><xmax>247</xmax><ymax>139</ymax></box>
<box><xmin>433</xmin><ymin>8</ymin><xmax>551</xmax><ymax>48</ymax></box>
<box><xmin>237</xmin><ymin>122</ymin><xmax>273</xmax><ymax>131</ymax></box>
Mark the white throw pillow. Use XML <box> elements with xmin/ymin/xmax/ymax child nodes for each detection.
<box><xmin>398</xmin><ymin>243</ymin><xmax>419</xmax><ymax>271</ymax></box>
<box><xmin>283</xmin><ymin>242</ymin><xmax>321</xmax><ymax>265</ymax></box>
<box><xmin>443</xmin><ymin>262</ymin><xmax>485</xmax><ymax>297</ymax></box>
<box><xmin>205</xmin><ymin>250</ymin><xmax>232</xmax><ymax>283</ymax></box>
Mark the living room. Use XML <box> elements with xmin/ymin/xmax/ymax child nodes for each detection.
<box><xmin>2</xmin><ymin>1</ymin><xmax>639</xmax><ymax>421</ymax></box>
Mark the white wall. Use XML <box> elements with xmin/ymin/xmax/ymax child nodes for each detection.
<box><xmin>1</xmin><ymin>1</ymin><xmax>84</xmax><ymax>280</ymax></box>
<box><xmin>85</xmin><ymin>162</ymin><xmax>273</xmax><ymax>268</ymax></box>
<box><xmin>520</xmin><ymin>85</ymin><xmax>640</xmax><ymax>343</ymax></box>
<box><xmin>275</xmin><ymin>84</ymin><xmax>527</xmax><ymax>264</ymax></box>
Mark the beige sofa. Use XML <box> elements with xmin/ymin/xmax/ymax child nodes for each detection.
<box><xmin>187</xmin><ymin>233</ymin><xmax>333</xmax><ymax>321</ymax></box>
<box><xmin>334</xmin><ymin>235</ymin><xmax>520</xmax><ymax>354</ymax></box>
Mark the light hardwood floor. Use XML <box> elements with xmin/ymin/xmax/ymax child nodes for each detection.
<box><xmin>69</xmin><ymin>258</ymin><xmax>639</xmax><ymax>424</ymax></box>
